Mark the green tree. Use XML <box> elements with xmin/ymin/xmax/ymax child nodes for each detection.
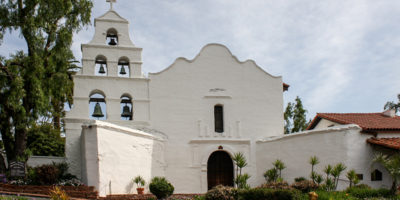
<box><xmin>0</xmin><ymin>0</ymin><xmax>92</xmax><ymax>163</ymax></box>
<box><xmin>292</xmin><ymin>96</ymin><xmax>308</xmax><ymax>133</ymax></box>
<box><xmin>284</xmin><ymin>96</ymin><xmax>309</xmax><ymax>134</ymax></box>
<box><xmin>384</xmin><ymin>94</ymin><xmax>400</xmax><ymax>114</ymax></box>
<box><xmin>27</xmin><ymin>123</ymin><xmax>65</xmax><ymax>156</ymax></box>
<box><xmin>284</xmin><ymin>102</ymin><xmax>293</xmax><ymax>134</ymax></box>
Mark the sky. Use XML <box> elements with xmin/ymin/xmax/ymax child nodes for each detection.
<box><xmin>1</xmin><ymin>0</ymin><xmax>400</xmax><ymax>120</ymax></box>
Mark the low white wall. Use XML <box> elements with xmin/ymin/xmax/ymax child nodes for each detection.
<box><xmin>256</xmin><ymin>125</ymin><xmax>392</xmax><ymax>190</ymax></box>
<box><xmin>27</xmin><ymin>156</ymin><xmax>65</xmax><ymax>167</ymax></box>
<box><xmin>81</xmin><ymin>121</ymin><xmax>165</xmax><ymax>197</ymax></box>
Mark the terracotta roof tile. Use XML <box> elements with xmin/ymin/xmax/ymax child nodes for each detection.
<box><xmin>367</xmin><ymin>137</ymin><xmax>400</xmax><ymax>150</ymax></box>
<box><xmin>307</xmin><ymin>113</ymin><xmax>400</xmax><ymax>131</ymax></box>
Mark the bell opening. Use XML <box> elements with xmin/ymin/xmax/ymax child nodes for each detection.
<box><xmin>92</xmin><ymin>102</ymin><xmax>104</xmax><ymax>118</ymax></box>
<box><xmin>119</xmin><ymin>65</ymin><xmax>127</xmax><ymax>75</ymax></box>
<box><xmin>98</xmin><ymin>64</ymin><xmax>106</xmax><ymax>74</ymax></box>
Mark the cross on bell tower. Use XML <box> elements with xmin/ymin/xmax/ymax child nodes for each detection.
<box><xmin>106</xmin><ymin>0</ymin><xmax>116</xmax><ymax>10</ymax></box>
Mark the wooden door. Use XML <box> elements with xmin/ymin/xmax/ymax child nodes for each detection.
<box><xmin>207</xmin><ymin>151</ymin><xmax>234</xmax><ymax>190</ymax></box>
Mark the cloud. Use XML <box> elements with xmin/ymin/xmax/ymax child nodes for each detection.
<box><xmin>1</xmin><ymin>0</ymin><xmax>400</xmax><ymax>119</ymax></box>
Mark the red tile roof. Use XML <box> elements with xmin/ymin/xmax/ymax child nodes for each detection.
<box><xmin>307</xmin><ymin>113</ymin><xmax>400</xmax><ymax>132</ymax></box>
<box><xmin>367</xmin><ymin>137</ymin><xmax>400</xmax><ymax>150</ymax></box>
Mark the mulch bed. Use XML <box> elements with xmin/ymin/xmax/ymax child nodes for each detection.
<box><xmin>102</xmin><ymin>194</ymin><xmax>203</xmax><ymax>200</ymax></box>
<box><xmin>0</xmin><ymin>183</ymin><xmax>98</xmax><ymax>199</ymax></box>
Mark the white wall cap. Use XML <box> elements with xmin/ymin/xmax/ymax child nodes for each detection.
<box><xmin>82</xmin><ymin>120</ymin><xmax>164</xmax><ymax>141</ymax></box>
<box><xmin>256</xmin><ymin>124</ymin><xmax>361</xmax><ymax>143</ymax></box>
<box><xmin>148</xmin><ymin>43</ymin><xmax>282</xmax><ymax>79</ymax></box>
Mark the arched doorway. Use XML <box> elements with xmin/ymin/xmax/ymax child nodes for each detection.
<box><xmin>207</xmin><ymin>151</ymin><xmax>234</xmax><ymax>190</ymax></box>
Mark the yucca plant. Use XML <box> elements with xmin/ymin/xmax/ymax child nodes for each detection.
<box><xmin>331</xmin><ymin>163</ymin><xmax>346</xmax><ymax>190</ymax></box>
<box><xmin>346</xmin><ymin>169</ymin><xmax>359</xmax><ymax>188</ymax></box>
<box><xmin>309</xmin><ymin>156</ymin><xmax>319</xmax><ymax>183</ymax></box>
<box><xmin>133</xmin><ymin>175</ymin><xmax>146</xmax><ymax>188</ymax></box>
<box><xmin>273</xmin><ymin>159</ymin><xmax>286</xmax><ymax>179</ymax></box>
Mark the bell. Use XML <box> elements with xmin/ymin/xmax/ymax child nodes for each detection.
<box><xmin>98</xmin><ymin>64</ymin><xmax>106</xmax><ymax>74</ymax></box>
<box><xmin>108</xmin><ymin>38</ymin><xmax>117</xmax><ymax>45</ymax></box>
<box><xmin>92</xmin><ymin>102</ymin><xmax>104</xmax><ymax>118</ymax></box>
<box><xmin>119</xmin><ymin>65</ymin><xmax>126</xmax><ymax>75</ymax></box>
<box><xmin>121</xmin><ymin>105</ymin><xmax>132</xmax><ymax>118</ymax></box>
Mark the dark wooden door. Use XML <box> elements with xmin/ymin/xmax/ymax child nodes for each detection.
<box><xmin>207</xmin><ymin>151</ymin><xmax>234</xmax><ymax>190</ymax></box>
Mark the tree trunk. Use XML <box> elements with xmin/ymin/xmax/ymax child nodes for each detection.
<box><xmin>14</xmin><ymin>126</ymin><xmax>28</xmax><ymax>162</ymax></box>
<box><xmin>391</xmin><ymin>180</ymin><xmax>397</xmax><ymax>194</ymax></box>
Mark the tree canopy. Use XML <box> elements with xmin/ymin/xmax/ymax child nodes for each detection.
<box><xmin>384</xmin><ymin>94</ymin><xmax>400</xmax><ymax>114</ymax></box>
<box><xmin>0</xmin><ymin>0</ymin><xmax>92</xmax><ymax>163</ymax></box>
<box><xmin>284</xmin><ymin>96</ymin><xmax>310</xmax><ymax>134</ymax></box>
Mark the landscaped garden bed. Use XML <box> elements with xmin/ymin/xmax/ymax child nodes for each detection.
<box><xmin>0</xmin><ymin>184</ymin><xmax>98</xmax><ymax>199</ymax></box>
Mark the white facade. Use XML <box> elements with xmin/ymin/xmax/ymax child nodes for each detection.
<box><xmin>64</xmin><ymin>7</ymin><xmax>398</xmax><ymax>197</ymax></box>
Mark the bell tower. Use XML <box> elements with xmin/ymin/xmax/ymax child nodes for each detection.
<box><xmin>79</xmin><ymin>0</ymin><xmax>143</xmax><ymax>78</ymax></box>
<box><xmin>65</xmin><ymin>0</ymin><xmax>150</xmax><ymax>179</ymax></box>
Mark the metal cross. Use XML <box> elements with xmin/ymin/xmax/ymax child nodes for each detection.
<box><xmin>106</xmin><ymin>0</ymin><xmax>116</xmax><ymax>10</ymax></box>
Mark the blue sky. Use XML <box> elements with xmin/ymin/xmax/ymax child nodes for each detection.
<box><xmin>1</xmin><ymin>0</ymin><xmax>400</xmax><ymax>120</ymax></box>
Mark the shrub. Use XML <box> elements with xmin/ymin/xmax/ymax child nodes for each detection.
<box><xmin>49</xmin><ymin>186</ymin><xmax>69</xmax><ymax>200</ymax></box>
<box><xmin>294</xmin><ymin>177</ymin><xmax>306</xmax><ymax>182</ymax></box>
<box><xmin>345</xmin><ymin>187</ymin><xmax>393</xmax><ymax>198</ymax></box>
<box><xmin>260</xmin><ymin>181</ymin><xmax>292</xmax><ymax>190</ymax></box>
<box><xmin>205</xmin><ymin>185</ymin><xmax>237</xmax><ymax>200</ymax></box>
<box><xmin>27</xmin><ymin>162</ymin><xmax>80</xmax><ymax>185</ymax></box>
<box><xmin>149</xmin><ymin>177</ymin><xmax>174</xmax><ymax>199</ymax></box>
<box><xmin>291</xmin><ymin>180</ymin><xmax>318</xmax><ymax>193</ymax></box>
<box><xmin>34</xmin><ymin>164</ymin><xmax>60</xmax><ymax>185</ymax></box>
<box><xmin>352</xmin><ymin>184</ymin><xmax>371</xmax><ymax>189</ymax></box>
<box><xmin>316</xmin><ymin>190</ymin><xmax>357</xmax><ymax>200</ymax></box>
<box><xmin>238</xmin><ymin>188</ymin><xmax>303</xmax><ymax>200</ymax></box>
<box><xmin>264</xmin><ymin>168</ymin><xmax>278</xmax><ymax>183</ymax></box>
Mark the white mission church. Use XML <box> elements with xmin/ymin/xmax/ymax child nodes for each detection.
<box><xmin>62</xmin><ymin>2</ymin><xmax>400</xmax><ymax>197</ymax></box>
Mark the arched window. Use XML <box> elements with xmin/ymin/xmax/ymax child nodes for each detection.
<box><xmin>214</xmin><ymin>105</ymin><xmax>224</xmax><ymax>133</ymax></box>
<box><xmin>120</xmin><ymin>95</ymin><xmax>133</xmax><ymax>120</ymax></box>
<box><xmin>371</xmin><ymin>169</ymin><xmax>382</xmax><ymax>181</ymax></box>
<box><xmin>106</xmin><ymin>28</ymin><xmax>118</xmax><ymax>46</ymax></box>
<box><xmin>118</xmin><ymin>57</ymin><xmax>130</xmax><ymax>78</ymax></box>
<box><xmin>95</xmin><ymin>55</ymin><xmax>107</xmax><ymax>76</ymax></box>
<box><xmin>89</xmin><ymin>92</ymin><xmax>106</xmax><ymax>120</ymax></box>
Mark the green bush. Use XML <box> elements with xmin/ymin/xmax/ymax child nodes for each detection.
<box><xmin>316</xmin><ymin>190</ymin><xmax>357</xmax><ymax>200</ymax></box>
<box><xmin>291</xmin><ymin>180</ymin><xmax>318</xmax><ymax>193</ymax></box>
<box><xmin>259</xmin><ymin>181</ymin><xmax>292</xmax><ymax>190</ymax></box>
<box><xmin>238</xmin><ymin>188</ymin><xmax>303</xmax><ymax>200</ymax></box>
<box><xmin>345</xmin><ymin>187</ymin><xmax>393</xmax><ymax>198</ymax></box>
<box><xmin>294</xmin><ymin>177</ymin><xmax>306</xmax><ymax>182</ymax></box>
<box><xmin>205</xmin><ymin>185</ymin><xmax>237</xmax><ymax>200</ymax></box>
<box><xmin>26</xmin><ymin>162</ymin><xmax>79</xmax><ymax>185</ymax></box>
<box><xmin>149</xmin><ymin>177</ymin><xmax>174</xmax><ymax>200</ymax></box>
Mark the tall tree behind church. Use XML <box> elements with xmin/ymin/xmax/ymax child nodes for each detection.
<box><xmin>0</xmin><ymin>0</ymin><xmax>92</xmax><ymax>163</ymax></box>
<box><xmin>284</xmin><ymin>96</ymin><xmax>309</xmax><ymax>134</ymax></box>
<box><xmin>384</xmin><ymin>94</ymin><xmax>400</xmax><ymax>114</ymax></box>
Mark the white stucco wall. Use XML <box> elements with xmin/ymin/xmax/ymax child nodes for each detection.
<box><xmin>256</xmin><ymin>125</ymin><xmax>393</xmax><ymax>190</ymax></box>
<box><xmin>81</xmin><ymin>121</ymin><xmax>165</xmax><ymax>197</ymax></box>
<box><xmin>313</xmin><ymin>118</ymin><xmax>341</xmax><ymax>130</ymax></box>
<box><xmin>27</xmin><ymin>156</ymin><xmax>66</xmax><ymax>167</ymax></box>
<box><xmin>148</xmin><ymin>43</ymin><xmax>284</xmax><ymax>193</ymax></box>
